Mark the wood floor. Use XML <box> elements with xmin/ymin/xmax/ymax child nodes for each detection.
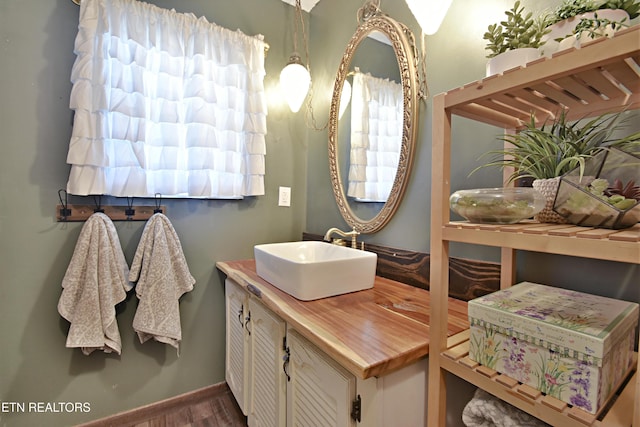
<box><xmin>78</xmin><ymin>383</ymin><xmax>247</xmax><ymax>427</ymax></box>
<box><xmin>130</xmin><ymin>386</ymin><xmax>247</xmax><ymax>427</ymax></box>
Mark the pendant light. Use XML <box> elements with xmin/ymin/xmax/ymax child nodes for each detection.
<box><xmin>280</xmin><ymin>0</ymin><xmax>311</xmax><ymax>113</ymax></box>
<box><xmin>280</xmin><ymin>53</ymin><xmax>311</xmax><ymax>113</ymax></box>
<box><xmin>404</xmin><ymin>0</ymin><xmax>452</xmax><ymax>35</ymax></box>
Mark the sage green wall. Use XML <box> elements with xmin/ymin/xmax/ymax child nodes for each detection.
<box><xmin>0</xmin><ymin>0</ymin><xmax>307</xmax><ymax>425</ymax></box>
<box><xmin>1</xmin><ymin>0</ymin><xmax>638</xmax><ymax>426</ymax></box>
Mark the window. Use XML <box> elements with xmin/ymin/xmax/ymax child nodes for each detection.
<box><xmin>66</xmin><ymin>0</ymin><xmax>268</xmax><ymax>199</ymax></box>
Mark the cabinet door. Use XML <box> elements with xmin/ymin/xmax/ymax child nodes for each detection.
<box><xmin>248</xmin><ymin>298</ymin><xmax>287</xmax><ymax>427</ymax></box>
<box><xmin>286</xmin><ymin>329</ymin><xmax>356</xmax><ymax>427</ymax></box>
<box><xmin>225</xmin><ymin>279</ymin><xmax>249</xmax><ymax>415</ymax></box>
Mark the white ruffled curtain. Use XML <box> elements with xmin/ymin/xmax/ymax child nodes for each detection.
<box><xmin>67</xmin><ymin>0</ymin><xmax>268</xmax><ymax>198</ymax></box>
<box><xmin>347</xmin><ymin>72</ymin><xmax>403</xmax><ymax>202</ymax></box>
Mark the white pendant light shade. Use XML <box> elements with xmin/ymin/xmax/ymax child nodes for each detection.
<box><xmin>404</xmin><ymin>0</ymin><xmax>452</xmax><ymax>35</ymax></box>
<box><xmin>280</xmin><ymin>54</ymin><xmax>311</xmax><ymax>113</ymax></box>
<box><xmin>339</xmin><ymin>79</ymin><xmax>351</xmax><ymax>119</ymax></box>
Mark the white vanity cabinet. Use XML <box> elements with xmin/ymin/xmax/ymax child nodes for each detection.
<box><xmin>226</xmin><ymin>278</ymin><xmax>356</xmax><ymax>426</ymax></box>
<box><xmin>225</xmin><ymin>278</ymin><xmax>249</xmax><ymax>415</ymax></box>
<box><xmin>225</xmin><ymin>278</ymin><xmax>287</xmax><ymax>426</ymax></box>
<box><xmin>224</xmin><ymin>277</ymin><xmax>429</xmax><ymax>427</ymax></box>
<box><xmin>246</xmin><ymin>296</ymin><xmax>287</xmax><ymax>427</ymax></box>
<box><xmin>286</xmin><ymin>328</ymin><xmax>357</xmax><ymax>427</ymax></box>
<box><xmin>286</xmin><ymin>326</ymin><xmax>430</xmax><ymax>427</ymax></box>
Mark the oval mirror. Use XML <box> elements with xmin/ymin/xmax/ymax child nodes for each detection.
<box><xmin>328</xmin><ymin>5</ymin><xmax>420</xmax><ymax>233</ymax></box>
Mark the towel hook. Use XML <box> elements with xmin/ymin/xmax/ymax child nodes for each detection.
<box><xmin>93</xmin><ymin>195</ymin><xmax>104</xmax><ymax>213</ymax></box>
<box><xmin>125</xmin><ymin>197</ymin><xmax>135</xmax><ymax>220</ymax></box>
<box><xmin>58</xmin><ymin>189</ymin><xmax>71</xmax><ymax>220</ymax></box>
<box><xmin>154</xmin><ymin>193</ymin><xmax>163</xmax><ymax>214</ymax></box>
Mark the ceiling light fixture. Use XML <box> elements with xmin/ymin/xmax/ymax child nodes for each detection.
<box><xmin>404</xmin><ymin>0</ymin><xmax>452</xmax><ymax>35</ymax></box>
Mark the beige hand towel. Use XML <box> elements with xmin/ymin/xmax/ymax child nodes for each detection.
<box><xmin>129</xmin><ymin>213</ymin><xmax>195</xmax><ymax>353</ymax></box>
<box><xmin>58</xmin><ymin>212</ymin><xmax>132</xmax><ymax>355</ymax></box>
<box><xmin>462</xmin><ymin>389</ymin><xmax>550</xmax><ymax>427</ymax></box>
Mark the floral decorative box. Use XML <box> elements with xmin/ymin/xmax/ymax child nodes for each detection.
<box><xmin>468</xmin><ymin>282</ymin><xmax>638</xmax><ymax>414</ymax></box>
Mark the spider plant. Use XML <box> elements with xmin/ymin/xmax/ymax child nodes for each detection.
<box><xmin>471</xmin><ymin>110</ymin><xmax>640</xmax><ymax>183</ymax></box>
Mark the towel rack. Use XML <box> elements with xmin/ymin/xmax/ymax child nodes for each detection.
<box><xmin>56</xmin><ymin>204</ymin><xmax>167</xmax><ymax>222</ymax></box>
<box><xmin>56</xmin><ymin>190</ymin><xmax>166</xmax><ymax>222</ymax></box>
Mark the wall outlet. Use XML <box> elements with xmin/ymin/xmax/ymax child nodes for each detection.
<box><xmin>278</xmin><ymin>186</ymin><xmax>291</xmax><ymax>207</ymax></box>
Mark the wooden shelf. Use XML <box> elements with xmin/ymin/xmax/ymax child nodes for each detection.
<box><xmin>428</xmin><ymin>25</ymin><xmax>640</xmax><ymax>427</ymax></box>
<box><xmin>440</xmin><ymin>333</ymin><xmax>637</xmax><ymax>427</ymax></box>
<box><xmin>443</xmin><ymin>221</ymin><xmax>640</xmax><ymax>263</ymax></box>
<box><xmin>443</xmin><ymin>26</ymin><xmax>640</xmax><ymax>129</ymax></box>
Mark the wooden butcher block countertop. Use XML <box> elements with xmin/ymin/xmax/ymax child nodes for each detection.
<box><xmin>216</xmin><ymin>259</ymin><xmax>469</xmax><ymax>380</ymax></box>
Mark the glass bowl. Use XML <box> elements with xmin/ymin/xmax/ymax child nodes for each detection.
<box><xmin>449</xmin><ymin>188</ymin><xmax>546</xmax><ymax>224</ymax></box>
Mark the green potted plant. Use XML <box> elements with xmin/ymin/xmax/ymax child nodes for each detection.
<box><xmin>541</xmin><ymin>0</ymin><xmax>638</xmax><ymax>55</ymax></box>
<box><xmin>571</xmin><ymin>13</ymin><xmax>630</xmax><ymax>40</ymax></box>
<box><xmin>483</xmin><ymin>1</ymin><xmax>550</xmax><ymax>76</ymax></box>
<box><xmin>472</xmin><ymin>110</ymin><xmax>640</xmax><ymax>223</ymax></box>
<box><xmin>546</xmin><ymin>0</ymin><xmax>639</xmax><ymax>25</ymax></box>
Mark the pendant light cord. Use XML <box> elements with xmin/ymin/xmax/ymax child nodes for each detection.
<box><xmin>292</xmin><ymin>0</ymin><xmax>301</xmax><ymax>55</ymax></box>
<box><xmin>294</xmin><ymin>0</ymin><xmax>328</xmax><ymax>131</ymax></box>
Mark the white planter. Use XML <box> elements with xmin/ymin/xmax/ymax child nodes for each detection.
<box><xmin>540</xmin><ymin>9</ymin><xmax>630</xmax><ymax>56</ymax></box>
<box><xmin>485</xmin><ymin>48</ymin><xmax>540</xmax><ymax>77</ymax></box>
<box><xmin>557</xmin><ymin>34</ymin><xmax>580</xmax><ymax>51</ymax></box>
<box><xmin>532</xmin><ymin>177</ymin><xmax>569</xmax><ymax>224</ymax></box>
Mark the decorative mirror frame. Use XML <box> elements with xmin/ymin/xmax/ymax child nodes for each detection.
<box><xmin>328</xmin><ymin>6</ymin><xmax>420</xmax><ymax>233</ymax></box>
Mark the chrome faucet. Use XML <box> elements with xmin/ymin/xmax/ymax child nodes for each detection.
<box><xmin>323</xmin><ymin>227</ymin><xmax>360</xmax><ymax>248</ymax></box>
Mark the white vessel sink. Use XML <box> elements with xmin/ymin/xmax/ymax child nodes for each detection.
<box><xmin>254</xmin><ymin>241</ymin><xmax>377</xmax><ymax>301</ymax></box>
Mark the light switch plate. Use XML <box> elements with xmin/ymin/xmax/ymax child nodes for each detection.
<box><xmin>278</xmin><ymin>186</ymin><xmax>291</xmax><ymax>207</ymax></box>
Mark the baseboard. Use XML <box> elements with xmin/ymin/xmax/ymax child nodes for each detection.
<box><xmin>76</xmin><ymin>382</ymin><xmax>229</xmax><ymax>427</ymax></box>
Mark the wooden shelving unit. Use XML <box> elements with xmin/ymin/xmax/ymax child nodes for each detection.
<box><xmin>427</xmin><ymin>26</ymin><xmax>640</xmax><ymax>427</ymax></box>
